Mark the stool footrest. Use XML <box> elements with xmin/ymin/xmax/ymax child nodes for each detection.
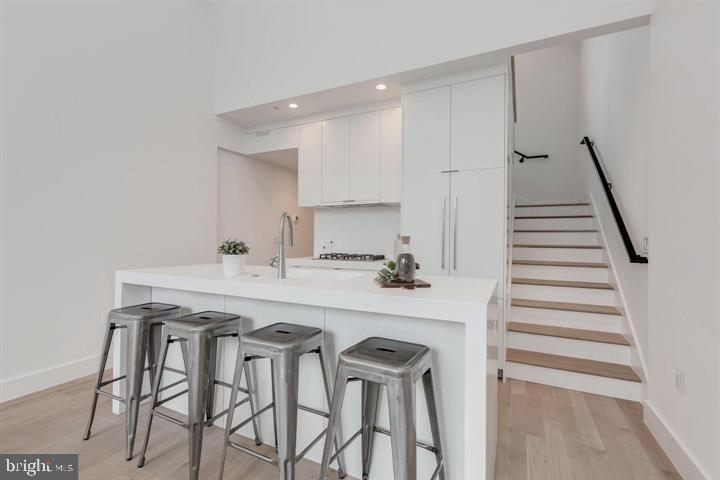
<box><xmin>96</xmin><ymin>389</ymin><xmax>124</xmax><ymax>403</ymax></box>
<box><xmin>297</xmin><ymin>428</ymin><xmax>327</xmax><ymax>462</ymax></box>
<box><xmin>154</xmin><ymin>388</ymin><xmax>188</xmax><ymax>408</ymax></box>
<box><xmin>213</xmin><ymin>379</ymin><xmax>251</xmax><ymax>395</ymax></box>
<box><xmin>373</xmin><ymin>426</ymin><xmax>438</xmax><ymax>454</ymax></box>
<box><xmin>229</xmin><ymin>402</ymin><xmax>274</xmax><ymax>436</ymax></box>
<box><xmin>330</xmin><ymin>428</ymin><xmax>362</xmax><ymax>465</ymax></box>
<box><xmin>152</xmin><ymin>409</ymin><xmax>188</xmax><ymax>429</ymax></box>
<box><xmin>298</xmin><ymin>403</ymin><xmax>329</xmax><ymax>419</ymax></box>
<box><xmin>207</xmin><ymin>396</ymin><xmax>250</xmax><ymax>424</ymax></box>
<box><xmin>163</xmin><ymin>366</ymin><xmax>187</xmax><ymax>376</ymax></box>
<box><xmin>228</xmin><ymin>441</ymin><xmax>277</xmax><ymax>466</ymax></box>
<box><xmin>157</xmin><ymin>377</ymin><xmax>187</xmax><ymax>394</ymax></box>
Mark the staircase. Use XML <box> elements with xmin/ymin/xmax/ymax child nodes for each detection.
<box><xmin>505</xmin><ymin>201</ymin><xmax>643</xmax><ymax>401</ymax></box>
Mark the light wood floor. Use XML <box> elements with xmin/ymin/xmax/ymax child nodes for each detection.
<box><xmin>0</xmin><ymin>375</ymin><xmax>680</xmax><ymax>479</ymax></box>
<box><xmin>0</xmin><ymin>373</ymin><xmax>347</xmax><ymax>480</ymax></box>
<box><xmin>495</xmin><ymin>379</ymin><xmax>681</xmax><ymax>480</ymax></box>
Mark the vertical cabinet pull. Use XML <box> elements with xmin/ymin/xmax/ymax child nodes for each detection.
<box><xmin>441</xmin><ymin>197</ymin><xmax>447</xmax><ymax>270</ymax></box>
<box><xmin>453</xmin><ymin>196</ymin><xmax>458</xmax><ymax>270</ymax></box>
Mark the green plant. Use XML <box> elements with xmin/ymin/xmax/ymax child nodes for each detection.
<box><xmin>218</xmin><ymin>239</ymin><xmax>250</xmax><ymax>255</ymax></box>
<box><xmin>376</xmin><ymin>260</ymin><xmax>398</xmax><ymax>282</ymax></box>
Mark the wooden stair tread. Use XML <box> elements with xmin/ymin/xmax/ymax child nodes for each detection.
<box><xmin>513</xmin><ymin>260</ymin><xmax>608</xmax><ymax>268</ymax></box>
<box><xmin>511</xmin><ymin>298</ymin><xmax>622</xmax><ymax>316</ymax></box>
<box><xmin>513</xmin><ymin>244</ymin><xmax>603</xmax><ymax>249</ymax></box>
<box><xmin>514</xmin><ymin>229</ymin><xmax>598</xmax><ymax>233</ymax></box>
<box><xmin>507</xmin><ymin>348</ymin><xmax>641</xmax><ymax>382</ymax></box>
<box><xmin>515</xmin><ymin>202</ymin><xmax>590</xmax><ymax>207</ymax></box>
<box><xmin>507</xmin><ymin>322</ymin><xmax>630</xmax><ymax>345</ymax></box>
<box><xmin>515</xmin><ymin>215</ymin><xmax>593</xmax><ymax>219</ymax></box>
<box><xmin>512</xmin><ymin>277</ymin><xmax>614</xmax><ymax>290</ymax></box>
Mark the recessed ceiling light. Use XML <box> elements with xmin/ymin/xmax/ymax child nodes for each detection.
<box><xmin>375</xmin><ymin>84</ymin><xmax>387</xmax><ymax>91</ymax></box>
<box><xmin>288</xmin><ymin>103</ymin><xmax>298</xmax><ymax>109</ymax></box>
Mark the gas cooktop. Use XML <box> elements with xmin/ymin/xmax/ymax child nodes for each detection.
<box><xmin>316</xmin><ymin>253</ymin><xmax>385</xmax><ymax>262</ymax></box>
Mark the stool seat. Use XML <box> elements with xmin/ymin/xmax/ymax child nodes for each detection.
<box><xmin>340</xmin><ymin>337</ymin><xmax>430</xmax><ymax>378</ymax></box>
<box><xmin>110</xmin><ymin>302</ymin><xmax>180</xmax><ymax>321</ymax></box>
<box><xmin>164</xmin><ymin>311</ymin><xmax>241</xmax><ymax>335</ymax></box>
<box><xmin>241</xmin><ymin>322</ymin><xmax>322</xmax><ymax>353</ymax></box>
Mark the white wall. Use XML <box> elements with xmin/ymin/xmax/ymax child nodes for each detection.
<box><xmin>217</xmin><ymin>149</ymin><xmax>313</xmax><ymax>265</ymax></box>
<box><xmin>313</xmin><ymin>206</ymin><xmax>400</xmax><ymax>259</ymax></box>
<box><xmin>578</xmin><ymin>27</ymin><xmax>650</xmax><ymax>378</ymax></box>
<box><xmin>513</xmin><ymin>44</ymin><xmax>583</xmax><ymax>201</ymax></box>
<box><xmin>645</xmin><ymin>3</ymin><xmax>719</xmax><ymax>479</ymax></box>
<box><xmin>0</xmin><ymin>3</ymin><xmax>232</xmax><ymax>400</ymax></box>
<box><xmin>214</xmin><ymin>2</ymin><xmax>653</xmax><ymax>113</ymax></box>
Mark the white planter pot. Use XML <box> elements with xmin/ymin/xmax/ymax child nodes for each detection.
<box><xmin>221</xmin><ymin>254</ymin><xmax>246</xmax><ymax>276</ymax></box>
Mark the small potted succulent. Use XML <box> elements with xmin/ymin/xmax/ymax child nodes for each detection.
<box><xmin>218</xmin><ymin>239</ymin><xmax>250</xmax><ymax>276</ymax></box>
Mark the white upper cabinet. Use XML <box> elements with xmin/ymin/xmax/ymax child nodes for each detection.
<box><xmin>380</xmin><ymin>107</ymin><xmax>402</xmax><ymax>203</ymax></box>
<box><xmin>451</xmin><ymin>76</ymin><xmax>506</xmax><ymax>171</ymax></box>
<box><xmin>321</xmin><ymin>116</ymin><xmax>350</xmax><ymax>203</ymax></box>
<box><xmin>402</xmin><ymin>86</ymin><xmax>451</xmax><ymax>175</ymax></box>
<box><xmin>298</xmin><ymin>122</ymin><xmax>322</xmax><ymax>207</ymax></box>
<box><xmin>349</xmin><ymin>111</ymin><xmax>381</xmax><ymax>202</ymax></box>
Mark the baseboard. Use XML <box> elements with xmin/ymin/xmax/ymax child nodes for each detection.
<box><xmin>644</xmin><ymin>400</ymin><xmax>710</xmax><ymax>480</ymax></box>
<box><xmin>0</xmin><ymin>354</ymin><xmax>100</xmax><ymax>403</ymax></box>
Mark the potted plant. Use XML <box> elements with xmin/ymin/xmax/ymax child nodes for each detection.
<box><xmin>218</xmin><ymin>239</ymin><xmax>250</xmax><ymax>276</ymax></box>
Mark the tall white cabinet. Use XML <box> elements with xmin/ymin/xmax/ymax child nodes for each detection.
<box><xmin>401</xmin><ymin>72</ymin><xmax>507</xmax><ymax>297</ymax></box>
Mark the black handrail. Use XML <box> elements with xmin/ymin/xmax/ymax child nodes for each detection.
<box><xmin>514</xmin><ymin>150</ymin><xmax>549</xmax><ymax>163</ymax></box>
<box><xmin>581</xmin><ymin>136</ymin><xmax>648</xmax><ymax>264</ymax></box>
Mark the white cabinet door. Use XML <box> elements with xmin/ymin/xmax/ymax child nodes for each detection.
<box><xmin>321</xmin><ymin>116</ymin><xmax>350</xmax><ymax>203</ymax></box>
<box><xmin>380</xmin><ymin>107</ymin><xmax>402</xmax><ymax>203</ymax></box>
<box><xmin>298</xmin><ymin>122</ymin><xmax>322</xmax><ymax>207</ymax></box>
<box><xmin>349</xmin><ymin>111</ymin><xmax>381</xmax><ymax>202</ymax></box>
<box><xmin>449</xmin><ymin>168</ymin><xmax>505</xmax><ymax>296</ymax></box>
<box><xmin>403</xmin><ymin>86</ymin><xmax>450</xmax><ymax>175</ymax></box>
<box><xmin>401</xmin><ymin>173</ymin><xmax>450</xmax><ymax>276</ymax></box>
<box><xmin>451</xmin><ymin>75</ymin><xmax>506</xmax><ymax>171</ymax></box>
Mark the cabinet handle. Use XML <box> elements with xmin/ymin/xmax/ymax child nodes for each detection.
<box><xmin>441</xmin><ymin>197</ymin><xmax>447</xmax><ymax>270</ymax></box>
<box><xmin>453</xmin><ymin>196</ymin><xmax>458</xmax><ymax>270</ymax></box>
<box><xmin>342</xmin><ymin>199</ymin><xmax>355</xmax><ymax>203</ymax></box>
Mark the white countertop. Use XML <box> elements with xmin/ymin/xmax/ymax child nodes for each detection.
<box><xmin>116</xmin><ymin>263</ymin><xmax>496</xmax><ymax>323</ymax></box>
<box><xmin>286</xmin><ymin>256</ymin><xmax>386</xmax><ymax>271</ymax></box>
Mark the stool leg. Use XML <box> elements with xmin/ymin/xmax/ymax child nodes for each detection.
<box><xmin>422</xmin><ymin>369</ymin><xmax>445</xmax><ymax>480</ymax></box>
<box><xmin>242</xmin><ymin>359</ymin><xmax>263</xmax><ymax>445</ymax></box>
<box><xmin>218</xmin><ymin>342</ymin><xmax>246</xmax><ymax>480</ymax></box>
<box><xmin>361</xmin><ymin>380</ymin><xmax>381</xmax><ymax>480</ymax></box>
<box><xmin>137</xmin><ymin>331</ymin><xmax>171</xmax><ymax>468</ymax></box>
<box><xmin>124</xmin><ymin>320</ymin><xmax>151</xmax><ymax>460</ymax></box>
<box><xmin>146</xmin><ymin>323</ymin><xmax>163</xmax><ymax>397</ymax></box>
<box><xmin>319</xmin><ymin>365</ymin><xmax>349</xmax><ymax>480</ymax></box>
<box><xmin>273</xmin><ymin>353</ymin><xmax>300</xmax><ymax>480</ymax></box>
<box><xmin>187</xmin><ymin>334</ymin><xmax>212</xmax><ymax>480</ymax></box>
<box><xmin>83</xmin><ymin>320</ymin><xmax>115</xmax><ymax>440</ymax></box>
<box><xmin>204</xmin><ymin>337</ymin><xmax>218</xmax><ymax>426</ymax></box>
<box><xmin>270</xmin><ymin>359</ymin><xmax>279</xmax><ymax>451</ymax></box>
<box><xmin>318</xmin><ymin>345</ymin><xmax>347</xmax><ymax>478</ymax></box>
<box><xmin>387</xmin><ymin>378</ymin><xmax>417</xmax><ymax>480</ymax></box>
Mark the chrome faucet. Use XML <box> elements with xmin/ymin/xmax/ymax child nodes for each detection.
<box><xmin>277</xmin><ymin>212</ymin><xmax>294</xmax><ymax>279</ymax></box>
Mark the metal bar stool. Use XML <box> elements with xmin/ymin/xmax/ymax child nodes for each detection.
<box><xmin>218</xmin><ymin>322</ymin><xmax>347</xmax><ymax>480</ymax></box>
<box><xmin>83</xmin><ymin>302</ymin><xmax>182</xmax><ymax>460</ymax></box>
<box><xmin>136</xmin><ymin>311</ymin><xmax>262</xmax><ymax>480</ymax></box>
<box><xmin>318</xmin><ymin>337</ymin><xmax>445</xmax><ymax>480</ymax></box>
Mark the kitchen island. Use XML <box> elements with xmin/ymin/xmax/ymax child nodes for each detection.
<box><xmin>113</xmin><ymin>263</ymin><xmax>498</xmax><ymax>479</ymax></box>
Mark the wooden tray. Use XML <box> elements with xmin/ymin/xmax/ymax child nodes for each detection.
<box><xmin>374</xmin><ymin>278</ymin><xmax>431</xmax><ymax>289</ymax></box>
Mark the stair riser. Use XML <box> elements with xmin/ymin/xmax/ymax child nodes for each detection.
<box><xmin>515</xmin><ymin>205</ymin><xmax>591</xmax><ymax>216</ymax></box>
<box><xmin>514</xmin><ymin>217</ymin><xmax>595</xmax><ymax>229</ymax></box>
<box><xmin>513</xmin><ymin>247</ymin><xmax>604</xmax><ymax>263</ymax></box>
<box><xmin>513</xmin><ymin>232</ymin><xmax>599</xmax><ymax>245</ymax></box>
<box><xmin>511</xmin><ymin>284</ymin><xmax>618</xmax><ymax>306</ymax></box>
<box><xmin>512</xmin><ymin>265</ymin><xmax>609</xmax><ymax>282</ymax></box>
<box><xmin>506</xmin><ymin>331</ymin><xmax>630</xmax><ymax>364</ymax></box>
<box><xmin>510</xmin><ymin>306</ymin><xmax>622</xmax><ymax>332</ymax></box>
<box><xmin>505</xmin><ymin>362</ymin><xmax>642</xmax><ymax>401</ymax></box>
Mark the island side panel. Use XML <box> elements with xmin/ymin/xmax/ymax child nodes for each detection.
<box><xmin>325</xmin><ymin>308</ymin><xmax>466</xmax><ymax>479</ymax></box>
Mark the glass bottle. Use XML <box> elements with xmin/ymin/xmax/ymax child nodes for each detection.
<box><xmin>395</xmin><ymin>236</ymin><xmax>416</xmax><ymax>283</ymax></box>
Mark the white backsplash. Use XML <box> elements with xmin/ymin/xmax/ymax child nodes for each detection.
<box><xmin>313</xmin><ymin>205</ymin><xmax>401</xmax><ymax>258</ymax></box>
